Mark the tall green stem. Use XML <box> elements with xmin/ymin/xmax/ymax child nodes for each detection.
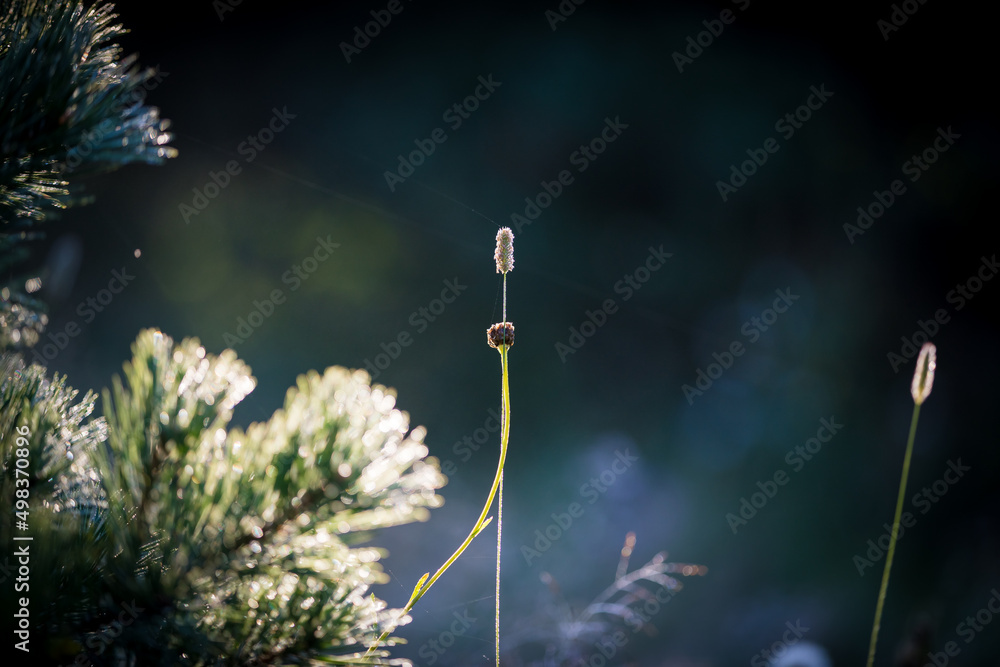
<box><xmin>866</xmin><ymin>402</ymin><xmax>921</xmax><ymax>667</ymax></box>
<box><xmin>366</xmin><ymin>232</ymin><xmax>514</xmax><ymax>663</ymax></box>
<box><xmin>495</xmin><ymin>271</ymin><xmax>509</xmax><ymax>667</ymax></box>
<box><xmin>364</xmin><ymin>331</ymin><xmax>511</xmax><ymax>662</ymax></box>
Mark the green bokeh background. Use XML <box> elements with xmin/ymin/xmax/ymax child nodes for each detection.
<box><xmin>34</xmin><ymin>1</ymin><xmax>998</xmax><ymax>664</ymax></box>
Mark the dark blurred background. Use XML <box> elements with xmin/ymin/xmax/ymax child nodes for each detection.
<box><xmin>33</xmin><ymin>0</ymin><xmax>999</xmax><ymax>664</ymax></box>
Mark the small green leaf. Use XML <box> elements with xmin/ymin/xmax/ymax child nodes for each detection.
<box><xmin>408</xmin><ymin>572</ymin><xmax>430</xmax><ymax>606</ymax></box>
<box><xmin>473</xmin><ymin>515</ymin><xmax>494</xmax><ymax>538</ymax></box>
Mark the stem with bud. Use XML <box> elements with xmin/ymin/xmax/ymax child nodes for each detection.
<box><xmin>364</xmin><ymin>228</ymin><xmax>515</xmax><ymax>664</ymax></box>
<box><xmin>866</xmin><ymin>342</ymin><xmax>936</xmax><ymax>667</ymax></box>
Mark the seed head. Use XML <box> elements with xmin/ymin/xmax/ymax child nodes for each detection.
<box><xmin>910</xmin><ymin>342</ymin><xmax>936</xmax><ymax>405</ymax></box>
<box><xmin>495</xmin><ymin>227</ymin><xmax>514</xmax><ymax>274</ymax></box>
<box><xmin>487</xmin><ymin>322</ymin><xmax>515</xmax><ymax>349</ymax></box>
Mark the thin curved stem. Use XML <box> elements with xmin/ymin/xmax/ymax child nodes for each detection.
<box><xmin>364</xmin><ymin>342</ymin><xmax>512</xmax><ymax>662</ymax></box>
<box><xmin>866</xmin><ymin>402</ymin><xmax>921</xmax><ymax>667</ymax></box>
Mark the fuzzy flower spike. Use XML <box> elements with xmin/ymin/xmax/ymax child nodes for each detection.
<box><xmin>495</xmin><ymin>227</ymin><xmax>514</xmax><ymax>274</ymax></box>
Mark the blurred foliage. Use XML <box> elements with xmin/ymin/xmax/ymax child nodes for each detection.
<box><xmin>0</xmin><ymin>2</ymin><xmax>449</xmax><ymax>664</ymax></box>
<box><xmin>506</xmin><ymin>533</ymin><xmax>708</xmax><ymax>666</ymax></box>
<box><xmin>1</xmin><ymin>331</ymin><xmax>446</xmax><ymax>664</ymax></box>
<box><xmin>0</xmin><ymin>0</ymin><xmax>175</xmax><ymax>349</ymax></box>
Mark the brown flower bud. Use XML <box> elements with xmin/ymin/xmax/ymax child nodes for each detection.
<box><xmin>487</xmin><ymin>322</ymin><xmax>515</xmax><ymax>349</ymax></box>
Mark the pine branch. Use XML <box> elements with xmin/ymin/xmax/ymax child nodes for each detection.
<box><xmin>0</xmin><ymin>351</ymin><xmax>110</xmax><ymax>656</ymax></box>
<box><xmin>0</xmin><ymin>5</ymin><xmax>449</xmax><ymax>664</ymax></box>
<box><xmin>0</xmin><ymin>0</ymin><xmax>176</xmax><ymax>352</ymax></box>
<box><xmin>0</xmin><ymin>0</ymin><xmax>176</xmax><ymax>224</ymax></box>
<box><xmin>84</xmin><ymin>329</ymin><xmax>444</xmax><ymax>665</ymax></box>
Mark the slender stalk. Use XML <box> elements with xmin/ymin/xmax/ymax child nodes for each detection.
<box><xmin>495</xmin><ymin>270</ymin><xmax>508</xmax><ymax>667</ymax></box>
<box><xmin>495</xmin><ymin>343</ymin><xmax>510</xmax><ymax>664</ymax></box>
<box><xmin>866</xmin><ymin>402</ymin><xmax>921</xmax><ymax>667</ymax></box>
<box><xmin>495</xmin><ymin>470</ymin><xmax>503</xmax><ymax>664</ymax></box>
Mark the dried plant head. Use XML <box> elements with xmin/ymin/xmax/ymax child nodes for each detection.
<box><xmin>495</xmin><ymin>227</ymin><xmax>514</xmax><ymax>274</ymax></box>
<box><xmin>504</xmin><ymin>533</ymin><xmax>707</xmax><ymax>663</ymax></box>
<box><xmin>911</xmin><ymin>342</ymin><xmax>936</xmax><ymax>405</ymax></box>
<box><xmin>487</xmin><ymin>322</ymin><xmax>515</xmax><ymax>349</ymax></box>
